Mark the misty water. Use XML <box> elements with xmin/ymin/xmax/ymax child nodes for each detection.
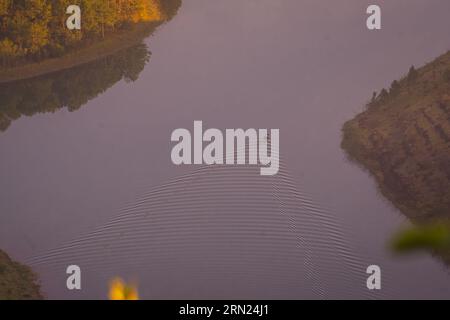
<box><xmin>1</xmin><ymin>0</ymin><xmax>450</xmax><ymax>298</ymax></box>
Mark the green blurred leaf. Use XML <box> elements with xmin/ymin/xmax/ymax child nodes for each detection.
<box><xmin>390</xmin><ymin>223</ymin><xmax>450</xmax><ymax>254</ymax></box>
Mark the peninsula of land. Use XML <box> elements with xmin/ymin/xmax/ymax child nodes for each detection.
<box><xmin>342</xmin><ymin>51</ymin><xmax>450</xmax><ymax>222</ymax></box>
<box><xmin>0</xmin><ymin>0</ymin><xmax>181</xmax><ymax>83</ymax></box>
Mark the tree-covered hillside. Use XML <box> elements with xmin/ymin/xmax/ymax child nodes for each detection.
<box><xmin>342</xmin><ymin>51</ymin><xmax>450</xmax><ymax>221</ymax></box>
<box><xmin>0</xmin><ymin>0</ymin><xmax>181</xmax><ymax>66</ymax></box>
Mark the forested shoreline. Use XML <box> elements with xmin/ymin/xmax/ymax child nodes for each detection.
<box><xmin>342</xmin><ymin>51</ymin><xmax>450</xmax><ymax>221</ymax></box>
<box><xmin>0</xmin><ymin>0</ymin><xmax>181</xmax><ymax>67</ymax></box>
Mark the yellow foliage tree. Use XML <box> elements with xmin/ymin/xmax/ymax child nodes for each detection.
<box><xmin>132</xmin><ymin>0</ymin><xmax>166</xmax><ymax>23</ymax></box>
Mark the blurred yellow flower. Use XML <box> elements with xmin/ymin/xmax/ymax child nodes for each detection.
<box><xmin>109</xmin><ymin>277</ymin><xmax>139</xmax><ymax>300</ymax></box>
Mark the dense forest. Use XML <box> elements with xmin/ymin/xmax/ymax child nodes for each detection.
<box><xmin>342</xmin><ymin>51</ymin><xmax>450</xmax><ymax>221</ymax></box>
<box><xmin>342</xmin><ymin>51</ymin><xmax>450</xmax><ymax>265</ymax></box>
<box><xmin>0</xmin><ymin>0</ymin><xmax>181</xmax><ymax>66</ymax></box>
<box><xmin>0</xmin><ymin>42</ymin><xmax>150</xmax><ymax>132</ymax></box>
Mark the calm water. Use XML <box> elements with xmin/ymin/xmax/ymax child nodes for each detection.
<box><xmin>1</xmin><ymin>0</ymin><xmax>450</xmax><ymax>299</ymax></box>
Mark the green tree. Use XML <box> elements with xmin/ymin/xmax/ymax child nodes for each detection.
<box><xmin>407</xmin><ymin>65</ymin><xmax>418</xmax><ymax>83</ymax></box>
<box><xmin>378</xmin><ymin>88</ymin><xmax>389</xmax><ymax>103</ymax></box>
<box><xmin>389</xmin><ymin>80</ymin><xmax>400</xmax><ymax>96</ymax></box>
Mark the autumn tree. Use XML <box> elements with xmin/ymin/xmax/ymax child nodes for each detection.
<box><xmin>0</xmin><ymin>0</ymin><xmax>182</xmax><ymax>66</ymax></box>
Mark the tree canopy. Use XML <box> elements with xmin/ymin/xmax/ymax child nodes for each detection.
<box><xmin>0</xmin><ymin>0</ymin><xmax>181</xmax><ymax>66</ymax></box>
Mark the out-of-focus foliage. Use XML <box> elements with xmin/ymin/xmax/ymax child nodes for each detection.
<box><xmin>109</xmin><ymin>277</ymin><xmax>139</xmax><ymax>300</ymax></box>
<box><xmin>390</xmin><ymin>223</ymin><xmax>450</xmax><ymax>254</ymax></box>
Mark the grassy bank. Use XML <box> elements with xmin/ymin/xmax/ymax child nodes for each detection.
<box><xmin>341</xmin><ymin>51</ymin><xmax>450</xmax><ymax>222</ymax></box>
<box><xmin>0</xmin><ymin>250</ymin><xmax>42</xmax><ymax>300</ymax></box>
<box><xmin>0</xmin><ymin>22</ymin><xmax>159</xmax><ymax>84</ymax></box>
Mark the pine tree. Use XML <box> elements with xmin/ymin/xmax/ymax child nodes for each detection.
<box><xmin>389</xmin><ymin>80</ymin><xmax>400</xmax><ymax>96</ymax></box>
<box><xmin>407</xmin><ymin>65</ymin><xmax>418</xmax><ymax>83</ymax></box>
<box><xmin>378</xmin><ymin>88</ymin><xmax>389</xmax><ymax>103</ymax></box>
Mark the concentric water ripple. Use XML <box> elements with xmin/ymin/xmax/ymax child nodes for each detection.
<box><xmin>29</xmin><ymin>163</ymin><xmax>380</xmax><ymax>299</ymax></box>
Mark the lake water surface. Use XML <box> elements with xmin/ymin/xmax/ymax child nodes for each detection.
<box><xmin>1</xmin><ymin>0</ymin><xmax>450</xmax><ymax>299</ymax></box>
